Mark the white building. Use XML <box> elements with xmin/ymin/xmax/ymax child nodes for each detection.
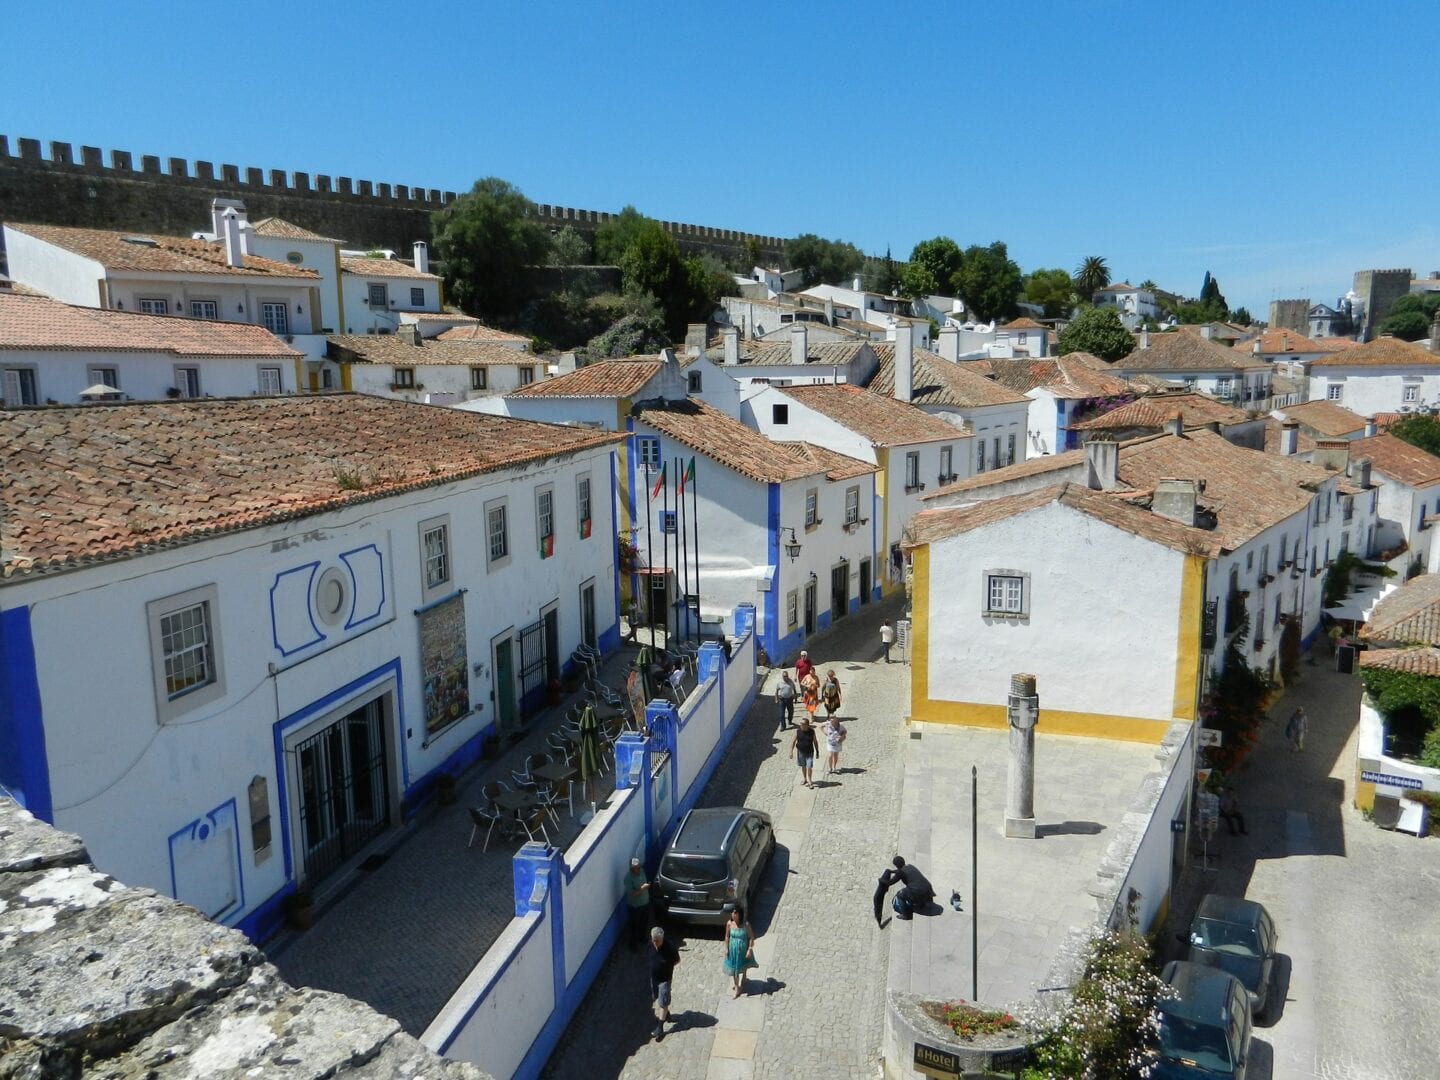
<box><xmin>0</xmin><ymin>395</ymin><xmax>622</xmax><ymax>941</ymax></box>
<box><xmin>1304</xmin><ymin>336</ymin><xmax>1440</xmax><ymax>415</ymax></box>
<box><xmin>627</xmin><ymin>399</ymin><xmax>877</xmax><ymax>663</ymax></box>
<box><xmin>1092</xmin><ymin>283</ymin><xmax>1161</xmax><ymax>327</ymax></box>
<box><xmin>701</xmin><ymin>326</ymin><xmax>880</xmax><ymax>391</ymax></box>
<box><xmin>337</xmin><ymin>253</ymin><xmax>442</xmax><ymax>336</ymax></box>
<box><xmin>936</xmin><ymin>320</ymin><xmax>1049</xmax><ymax>360</ymax></box>
<box><xmin>1347</xmin><ymin>433</ymin><xmax>1440</xmax><ymax>570</ymax></box>
<box><xmin>866</xmin><ymin>335</ymin><xmax>1030</xmax><ymax>475</ymax></box>
<box><xmin>977</xmin><ymin>352</ymin><xmax>1136</xmax><ymax>456</ymax></box>
<box><xmin>0</xmin><ymin>291</ymin><xmax>302</xmax><ymax>404</ymax></box>
<box><xmin>1108</xmin><ymin>329</ymin><xmax>1272</xmax><ymax>407</ymax></box>
<box><xmin>1253</xmin><ymin>329</ymin><xmax>1352</xmax><ymax>365</ymax></box>
<box><xmin>743</xmin><ymin>382</ymin><xmax>972</xmax><ymax>595</ymax></box>
<box><xmin>326</xmin><ymin>328</ymin><xmax>546</xmax><ymax>404</ymax></box>
<box><xmin>1070</xmin><ymin>392</ymin><xmax>1266</xmax><ymax>451</ymax></box>
<box><xmin>476</xmin><ymin>351</ymin><xmax>692</xmax><ymax>430</ymax></box>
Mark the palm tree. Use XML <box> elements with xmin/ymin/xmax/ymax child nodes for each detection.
<box><xmin>1074</xmin><ymin>256</ymin><xmax>1111</xmax><ymax>302</ymax></box>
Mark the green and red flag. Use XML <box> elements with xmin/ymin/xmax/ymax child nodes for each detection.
<box><xmin>650</xmin><ymin>462</ymin><xmax>667</xmax><ymax>500</ymax></box>
<box><xmin>677</xmin><ymin>456</ymin><xmax>696</xmax><ymax>494</ymax></box>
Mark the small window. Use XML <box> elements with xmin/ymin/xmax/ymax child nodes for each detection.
<box><xmin>688</xmin><ymin>370</ymin><xmax>703</xmax><ymax>393</ymax></box>
<box><xmin>660</xmin><ymin>510</ymin><xmax>677</xmax><ymax>534</ymax></box>
<box><xmin>394</xmin><ymin>367</ymin><xmax>416</xmax><ymax>388</ymax></box>
<box><xmin>805</xmin><ymin>488</ymin><xmax>819</xmax><ymax>527</ymax></box>
<box><xmin>518</xmin><ymin>366</ymin><xmax>536</xmax><ymax>385</ymax></box>
<box><xmin>139</xmin><ymin>297</ymin><xmax>169</xmax><ymax>315</ymax></box>
<box><xmin>420</xmin><ymin>517</ymin><xmax>451</xmax><ymax>594</ymax></box>
<box><xmin>845</xmin><ymin>486</ymin><xmax>861</xmax><ymax>525</ymax></box>
<box><xmin>537</xmin><ymin>487</ymin><xmax>555</xmax><ymax>558</ymax></box>
<box><xmin>983</xmin><ymin>570</ymin><xmax>1029</xmax><ymax>617</ymax></box>
<box><xmin>470</xmin><ymin>367</ymin><xmax>488</xmax><ymax>390</ymax></box>
<box><xmin>1404</xmin><ymin>384</ymin><xmax>1419</xmax><ymax>403</ymax></box>
<box><xmin>147</xmin><ymin>584</ymin><xmax>225</xmax><ymax>721</ymax></box>
<box><xmin>190</xmin><ymin>300</ymin><xmax>219</xmax><ymax>320</ymax></box>
<box><xmin>1327</xmin><ymin>384</ymin><xmax>1343</xmax><ymax>402</ymax></box>
<box><xmin>977</xmin><ymin>440</ymin><xmax>986</xmax><ymax>472</ymax></box>
<box><xmin>247</xmin><ymin>775</ymin><xmax>271</xmax><ymax>865</ymax></box>
<box><xmin>87</xmin><ymin>366</ymin><xmax>119</xmax><ymax>389</ymax></box>
<box><xmin>260</xmin><ymin>301</ymin><xmax>289</xmax><ymax>334</ymax></box>
<box><xmin>368</xmin><ymin>282</ymin><xmax>389</xmax><ymax>308</ymax></box>
<box><xmin>772</xmin><ymin>403</ymin><xmax>790</xmax><ymax>425</ymax></box>
<box><xmin>1246</xmin><ymin>550</ymin><xmax>1254</xmax><ymax>570</ymax></box>
<box><xmin>636</xmin><ymin>435</ymin><xmax>661</xmax><ymax>470</ymax></box>
<box><xmin>939</xmin><ymin>444</ymin><xmax>953</xmax><ymax>481</ymax></box>
<box><xmin>1216</xmin><ymin>377</ymin><xmax>1232</xmax><ymax>396</ymax></box>
<box><xmin>410</xmin><ymin>286</ymin><xmax>425</xmax><ymax>306</ymax></box>
<box><xmin>1006</xmin><ymin>433</ymin><xmax>1016</xmax><ymax>466</ymax></box>
<box><xmin>577</xmin><ymin>475</ymin><xmax>592</xmax><ymax>539</ymax></box>
<box><xmin>486</xmin><ymin>499</ymin><xmax>510</xmax><ymax>567</ymax></box>
<box><xmin>258</xmin><ymin>367</ymin><xmax>282</xmax><ymax>395</ymax></box>
<box><xmin>174</xmin><ymin>366</ymin><xmax>201</xmax><ymax>398</ymax></box>
<box><xmin>786</xmin><ymin>589</ymin><xmax>799</xmax><ymax>629</ymax></box>
<box><xmin>905</xmin><ymin>451</ymin><xmax>920</xmax><ymax>491</ymax></box>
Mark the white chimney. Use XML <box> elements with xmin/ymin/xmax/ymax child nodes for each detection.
<box><xmin>938</xmin><ymin>325</ymin><xmax>960</xmax><ymax>363</ymax></box>
<box><xmin>852</xmin><ymin>275</ymin><xmax>863</xmax><ymax>291</ymax></box>
<box><xmin>1365</xmin><ymin>415</ymin><xmax>1377</xmax><ymax>437</ymax></box>
<box><xmin>1152</xmin><ymin>478</ymin><xmax>1200</xmax><ymax>526</ymax></box>
<box><xmin>1200</xmin><ymin>325</ymin><xmax>1213</xmax><ymax>340</ymax></box>
<box><xmin>1084</xmin><ymin>436</ymin><xmax>1119</xmax><ymax>491</ymax></box>
<box><xmin>1140</xmin><ymin>328</ymin><xmax>1150</xmax><ymax>349</ymax></box>
<box><xmin>1354</xmin><ymin>457</ymin><xmax>1373</xmax><ymax>489</ymax></box>
<box><xmin>1280</xmin><ymin>418</ymin><xmax>1299</xmax><ymax>456</ymax></box>
<box><xmin>791</xmin><ymin>324</ymin><xmax>808</xmax><ymax>367</ymax></box>
<box><xmin>413</xmin><ymin>241</ymin><xmax>429</xmax><ymax>274</ymax></box>
<box><xmin>723</xmin><ymin>326</ymin><xmax>740</xmax><ymax>366</ymax></box>
<box><xmin>221</xmin><ymin>208</ymin><xmax>243</xmax><ymax>267</ymax></box>
<box><xmin>659</xmin><ymin>346</ymin><xmax>677</xmax><ymax>366</ymax></box>
<box><xmin>1252</xmin><ymin>340</ymin><xmax>1261</xmax><ymax>355</ymax></box>
<box><xmin>895</xmin><ymin>327</ymin><xmax>914</xmax><ymax>403</ymax></box>
<box><xmin>238</xmin><ymin>220</ymin><xmax>253</xmax><ymax>256</ymax></box>
<box><xmin>825</xmin><ymin>296</ymin><xmax>835</xmax><ymax>325</ymax></box>
<box><xmin>210</xmin><ymin>197</ymin><xmax>247</xmax><ymax>240</ymax></box>
<box><xmin>1166</xmin><ymin>410</ymin><xmax>1184</xmax><ymax>437</ymax></box>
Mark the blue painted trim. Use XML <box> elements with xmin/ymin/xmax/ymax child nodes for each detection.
<box><xmin>817</xmin><ymin>610</ymin><xmax>832</xmax><ymax>632</ymax></box>
<box><xmin>235</xmin><ymin>883</ymin><xmax>292</xmax><ymax>943</ymax></box>
<box><xmin>848</xmin><ymin>596</ymin><xmax>861</xmax><ymax>615</ymax></box>
<box><xmin>339</xmin><ymin>543</ymin><xmax>386</xmax><ymax>630</ymax></box>
<box><xmin>0</xmin><ymin>606</ymin><xmax>50</xmax><ymax>821</ymax></box>
<box><xmin>598</xmin><ymin>623</ymin><xmax>621</xmax><ymax>654</ymax></box>
<box><xmin>269</xmin><ymin>562</ymin><xmax>324</xmax><ymax>657</ymax></box>
<box><xmin>610</xmin><ymin>450</ymin><xmax>624</xmax><ymax>631</ymax></box>
<box><xmin>272</xmin><ymin>659</ymin><xmax>404</xmax><ymax>881</ymax></box>
<box><xmin>166</xmin><ymin>797</ymin><xmax>244</xmax><ymax>923</ymax></box>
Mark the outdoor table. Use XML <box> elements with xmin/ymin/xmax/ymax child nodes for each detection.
<box><xmin>531</xmin><ymin>761</ymin><xmax>578</xmax><ymax>816</ymax></box>
<box><xmin>493</xmin><ymin>789</ymin><xmax>543</xmax><ymax>831</ymax></box>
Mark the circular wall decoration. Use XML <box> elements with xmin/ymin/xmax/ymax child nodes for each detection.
<box><xmin>314</xmin><ymin>566</ymin><xmax>351</xmax><ymax>627</ymax></box>
<box><xmin>287</xmin><ymin>251</ymin><xmax>304</xmax><ymax>264</ymax></box>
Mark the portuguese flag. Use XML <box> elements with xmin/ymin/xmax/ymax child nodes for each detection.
<box><xmin>677</xmin><ymin>456</ymin><xmax>696</xmax><ymax>494</ymax></box>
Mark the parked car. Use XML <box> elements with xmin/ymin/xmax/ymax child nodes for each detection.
<box><xmin>1154</xmin><ymin>960</ymin><xmax>1253</xmax><ymax>1079</ymax></box>
<box><xmin>1184</xmin><ymin>894</ymin><xmax>1278</xmax><ymax>1019</ymax></box>
<box><xmin>652</xmin><ymin>807</ymin><xmax>774</xmax><ymax>926</ymax></box>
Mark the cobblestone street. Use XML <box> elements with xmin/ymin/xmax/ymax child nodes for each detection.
<box><xmin>1161</xmin><ymin>656</ymin><xmax>1440</xmax><ymax>1080</ymax></box>
<box><xmin>542</xmin><ymin>600</ymin><xmax>908</xmax><ymax>1080</ymax></box>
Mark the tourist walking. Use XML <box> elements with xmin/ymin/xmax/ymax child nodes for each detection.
<box><xmin>822</xmin><ymin>714</ymin><xmax>846</xmax><ymax>777</ymax></box>
<box><xmin>795</xmin><ymin>649</ymin><xmax>814</xmax><ymax>684</ymax></box>
<box><xmin>1285</xmin><ymin>707</ymin><xmax>1307</xmax><ymax>752</ymax></box>
<box><xmin>880</xmin><ymin>620</ymin><xmax>895</xmax><ymax>663</ymax></box>
<box><xmin>790</xmin><ymin>716</ymin><xmax>819</xmax><ymax>788</ymax></box>
<box><xmin>623</xmin><ymin>857</ymin><xmax>652</xmax><ymax>950</ymax></box>
<box><xmin>800</xmin><ymin>669</ymin><xmax>820</xmax><ymax>719</ymax></box>
<box><xmin>647</xmin><ymin>926</ymin><xmax>680</xmax><ymax>1041</ymax></box>
<box><xmin>821</xmin><ymin>670</ymin><xmax>842</xmax><ymax>719</ymax></box>
<box><xmin>721</xmin><ymin>906</ymin><xmax>759</xmax><ymax>998</ymax></box>
<box><xmin>775</xmin><ymin>671</ymin><xmax>797</xmax><ymax>730</ymax></box>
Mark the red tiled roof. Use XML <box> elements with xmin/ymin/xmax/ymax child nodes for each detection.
<box><xmin>777</xmin><ymin>442</ymin><xmax>878</xmax><ymax>481</ymax></box>
<box><xmin>1356</xmin><ymin>647</ymin><xmax>1440</xmax><ymax>676</ymax></box>
<box><xmin>434</xmin><ymin>322</ymin><xmax>531</xmax><ymax>346</ymax></box>
<box><xmin>1361</xmin><ymin>574</ymin><xmax>1440</xmax><ymax>646</ymax></box>
<box><xmin>704</xmin><ymin>339</ymin><xmax>871</xmax><ymax>367</ymax></box>
<box><xmin>1276</xmin><ymin>400</ymin><xmax>1367</xmax><ymax>436</ymax></box>
<box><xmin>778</xmin><ymin>383</ymin><xmax>966</xmax><ymax>446</ymax></box>
<box><xmin>1311</xmin><ymin>336</ymin><xmax>1440</xmax><ymax>368</ymax></box>
<box><xmin>1256</xmin><ymin>329</ymin><xmax>1339</xmax><ymax>355</ymax></box>
<box><xmin>923</xmin><ymin>445</ymin><xmax>1089</xmax><ymax>499</ymax></box>
<box><xmin>868</xmin><ymin>346</ymin><xmax>1028</xmax><ymax>408</ymax></box>
<box><xmin>978</xmin><ymin>356</ymin><xmax>1130</xmax><ymax>399</ymax></box>
<box><xmin>1262</xmin><ymin>418</ymin><xmax>1318</xmax><ymax>455</ymax></box>
<box><xmin>1000</xmin><ymin>317</ymin><xmax>1045</xmax><ymax>330</ymax></box>
<box><xmin>509</xmin><ymin>358</ymin><xmax>663</xmax><ymax>398</ymax></box>
<box><xmin>635</xmin><ymin>399</ymin><xmax>828</xmax><ymax>484</ymax></box>
<box><xmin>250</xmin><ymin>217</ymin><xmax>339</xmax><ymax>242</ymax></box>
<box><xmin>0</xmin><ymin>292</ymin><xmax>299</xmax><ymax>358</ymax></box>
<box><xmin>5</xmin><ymin>223</ymin><xmax>318</xmax><ymax>280</ymax></box>
<box><xmin>1349</xmin><ymin>433</ymin><xmax>1440</xmax><ymax>488</ymax></box>
<box><xmin>327</xmin><ymin>335</ymin><xmax>534</xmax><ymax>367</ymax></box>
<box><xmin>339</xmin><ymin>256</ymin><xmax>438</xmax><ymax>280</ymax></box>
<box><xmin>1071</xmin><ymin>393</ymin><xmax>1249</xmax><ymax>431</ymax></box>
<box><xmin>0</xmin><ymin>396</ymin><xmax>624</xmax><ymax>578</ymax></box>
<box><xmin>1113</xmin><ymin>332</ymin><xmax>1263</xmax><ymax>373</ymax></box>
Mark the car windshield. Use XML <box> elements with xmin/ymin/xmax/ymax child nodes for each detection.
<box><xmin>1190</xmin><ymin>917</ymin><xmax>1258</xmax><ymax>955</ymax></box>
<box><xmin>1158</xmin><ymin>1014</ymin><xmax>1232</xmax><ymax>1073</ymax></box>
<box><xmin>662</xmin><ymin>854</ymin><xmax>727</xmax><ymax>885</ymax></box>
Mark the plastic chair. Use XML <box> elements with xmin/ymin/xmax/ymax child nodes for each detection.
<box><xmin>468</xmin><ymin>804</ymin><xmax>505</xmax><ymax>851</ymax></box>
<box><xmin>519</xmin><ymin>805</ymin><xmax>553</xmax><ymax>846</ymax></box>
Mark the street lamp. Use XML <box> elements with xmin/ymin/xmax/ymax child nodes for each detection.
<box><xmin>783</xmin><ymin>527</ymin><xmax>802</xmax><ymax>562</ymax></box>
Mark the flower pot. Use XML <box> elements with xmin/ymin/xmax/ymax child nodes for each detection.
<box><xmin>284</xmin><ymin>892</ymin><xmax>315</xmax><ymax>930</ymax></box>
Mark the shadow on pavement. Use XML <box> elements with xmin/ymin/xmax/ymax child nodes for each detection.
<box><xmin>1246</xmin><ymin>1036</ymin><xmax>1274</xmax><ymax>1078</ymax></box>
<box><xmin>667</xmin><ymin>1009</ymin><xmax>717</xmax><ymax>1032</ymax></box>
<box><xmin>742</xmin><ymin>976</ymin><xmax>787</xmax><ymax>997</ymax></box>
<box><xmin>1035</xmin><ymin>820</ymin><xmax>1105</xmax><ymax>837</ymax></box>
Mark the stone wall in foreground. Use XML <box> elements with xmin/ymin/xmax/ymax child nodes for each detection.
<box><xmin>0</xmin><ymin>797</ymin><xmax>490</xmax><ymax>1079</ymax></box>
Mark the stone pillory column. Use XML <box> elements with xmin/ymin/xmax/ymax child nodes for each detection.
<box><xmin>1005</xmin><ymin>673</ymin><xmax>1038</xmax><ymax>839</ymax></box>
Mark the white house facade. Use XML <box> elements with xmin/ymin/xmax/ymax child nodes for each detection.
<box><xmin>1347</xmin><ymin>433</ymin><xmax>1440</xmax><ymax>570</ymax></box>
<box><xmin>0</xmin><ymin>396</ymin><xmax>622</xmax><ymax>942</ymax></box>
<box><xmin>1305</xmin><ymin>336</ymin><xmax>1440</xmax><ymax>416</ymax></box>
<box><xmin>327</xmin><ymin>330</ymin><xmax>547</xmax><ymax>405</ymax></box>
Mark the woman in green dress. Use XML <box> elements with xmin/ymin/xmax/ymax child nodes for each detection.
<box><xmin>722</xmin><ymin>906</ymin><xmax>759</xmax><ymax>997</ymax></box>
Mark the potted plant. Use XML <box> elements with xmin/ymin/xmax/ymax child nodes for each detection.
<box><xmin>434</xmin><ymin>772</ymin><xmax>458</xmax><ymax>805</ymax></box>
<box><xmin>283</xmin><ymin>888</ymin><xmax>315</xmax><ymax>930</ymax></box>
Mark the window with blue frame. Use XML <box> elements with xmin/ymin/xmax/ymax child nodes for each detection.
<box><xmin>660</xmin><ymin>510</ymin><xmax>677</xmax><ymax>533</ymax></box>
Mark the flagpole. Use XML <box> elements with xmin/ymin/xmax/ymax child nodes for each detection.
<box><xmin>679</xmin><ymin>455</ymin><xmax>691</xmax><ymax>643</ymax></box>
<box><xmin>662</xmin><ymin>459</ymin><xmax>671</xmax><ymax>646</ymax></box>
<box><xmin>690</xmin><ymin>457</ymin><xmax>700</xmax><ymax>646</ymax></box>
<box><xmin>644</xmin><ymin>450</ymin><xmax>654</xmax><ymax>640</ymax></box>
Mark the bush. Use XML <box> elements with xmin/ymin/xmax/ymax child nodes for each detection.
<box><xmin>922</xmin><ymin>1000</ymin><xmax>1018</xmax><ymax>1041</ymax></box>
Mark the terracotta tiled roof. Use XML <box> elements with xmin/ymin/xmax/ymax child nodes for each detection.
<box><xmin>1256</xmin><ymin>329</ymin><xmax>1339</xmax><ymax>355</ymax></box>
<box><xmin>249</xmin><ymin>217</ymin><xmax>338</xmax><ymax>242</ymax></box>
<box><xmin>0</xmin><ymin>292</ymin><xmax>299</xmax><ymax>358</ymax></box>
<box><xmin>1361</xmin><ymin>575</ymin><xmax>1440</xmax><ymax>645</ymax></box>
<box><xmin>509</xmin><ymin>358</ymin><xmax>663</xmax><ymax>398</ymax></box>
<box><xmin>339</xmin><ymin>256</ymin><xmax>438</xmax><ymax>280</ymax></box>
<box><xmin>904</xmin><ymin>482</ymin><xmax>1212</xmax><ymax>554</ymax></box>
<box><xmin>1071</xmin><ymin>393</ymin><xmax>1250</xmax><ymax>431</ymax></box>
<box><xmin>0</xmin><ymin>396</ymin><xmax>624</xmax><ymax>579</ymax></box>
<box><xmin>1356</xmin><ymin>647</ymin><xmax>1440</xmax><ymax>676</ymax></box>
<box><xmin>5</xmin><ymin>223</ymin><xmax>318</xmax><ymax>280</ymax></box>
<box><xmin>868</xmin><ymin>346</ymin><xmax>1028</xmax><ymax>408</ymax></box>
<box><xmin>1112</xmin><ymin>332</ymin><xmax>1263</xmax><ymax>373</ymax></box>
<box><xmin>1000</xmin><ymin>317</ymin><xmax>1046</xmax><ymax>330</ymax></box>
<box><xmin>703</xmin><ymin>339</ymin><xmax>870</xmax><ymax>367</ymax></box>
<box><xmin>1371</xmin><ymin>412</ymin><xmax>1404</xmax><ymax>431</ymax></box>
<box><xmin>975</xmin><ymin>355</ymin><xmax>1132</xmax><ymax>400</ymax></box>
<box><xmin>923</xmin><ymin>445</ymin><xmax>1090</xmax><ymax>499</ymax></box>
<box><xmin>777</xmin><ymin>442</ymin><xmax>878</xmax><ymax>481</ymax></box>
<box><xmin>1276</xmin><ymin>400</ymin><xmax>1367</xmax><ymax>436</ymax></box>
<box><xmin>1349</xmin><ymin>433</ymin><xmax>1440</xmax><ymax>488</ymax></box>
<box><xmin>1315</xmin><ymin>337</ymin><xmax>1360</xmax><ymax>350</ymax></box>
<box><xmin>1262</xmin><ymin>418</ymin><xmax>1318</xmax><ymax>455</ymax></box>
<box><xmin>1096</xmin><ymin>283</ymin><xmax>1139</xmax><ymax>293</ymax></box>
<box><xmin>434</xmin><ymin>322</ymin><xmax>527</xmax><ymax>343</ymax></box>
<box><xmin>634</xmin><ymin>399</ymin><xmax>826</xmax><ymax>484</ymax></box>
<box><xmin>1311</xmin><ymin>336</ymin><xmax>1440</xmax><ymax>367</ymax></box>
<box><xmin>326</xmin><ymin>335</ymin><xmax>536</xmax><ymax>367</ymax></box>
<box><xmin>778</xmin><ymin>384</ymin><xmax>966</xmax><ymax>446</ymax></box>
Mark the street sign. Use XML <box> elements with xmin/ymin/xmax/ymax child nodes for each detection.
<box><xmin>913</xmin><ymin>1041</ymin><xmax>961</xmax><ymax>1079</ymax></box>
<box><xmin>1198</xmin><ymin>728</ymin><xmax>1222</xmax><ymax>747</ymax></box>
<box><xmin>1361</xmin><ymin>770</ymin><xmax>1423</xmax><ymax>791</ymax></box>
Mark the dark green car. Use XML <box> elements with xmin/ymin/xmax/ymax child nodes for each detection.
<box><xmin>1155</xmin><ymin>961</ymin><xmax>1253</xmax><ymax>1078</ymax></box>
<box><xmin>1185</xmin><ymin>895</ymin><xmax>1278</xmax><ymax>1019</ymax></box>
<box><xmin>653</xmin><ymin>807</ymin><xmax>774</xmax><ymax>926</ymax></box>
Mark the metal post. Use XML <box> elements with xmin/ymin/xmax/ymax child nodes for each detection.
<box><xmin>971</xmin><ymin>764</ymin><xmax>978</xmax><ymax>1002</ymax></box>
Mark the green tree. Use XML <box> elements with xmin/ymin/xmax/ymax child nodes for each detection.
<box><xmin>1377</xmin><ymin>294</ymin><xmax>1440</xmax><ymax>340</ymax></box>
<box><xmin>1139</xmin><ymin>278</ymin><xmax>1158</xmax><ymax>290</ymax></box>
<box><xmin>547</xmin><ymin>225</ymin><xmax>593</xmax><ymax>266</ymax></box>
<box><xmin>955</xmin><ymin>241</ymin><xmax>1022</xmax><ymax>323</ymax></box>
<box><xmin>1389</xmin><ymin>414</ymin><xmax>1440</xmax><ymax>456</ymax></box>
<box><xmin>1073</xmin><ymin>255</ymin><xmax>1111</xmax><ymax>300</ymax></box>
<box><xmin>1057</xmin><ymin>306</ymin><xmax>1134</xmax><ymax>361</ymax></box>
<box><xmin>1024</xmin><ymin>267</ymin><xmax>1077</xmax><ymax>318</ymax></box>
<box><xmin>1231</xmin><ymin>306</ymin><xmax>1254</xmax><ymax>326</ymax></box>
<box><xmin>860</xmin><ymin>247</ymin><xmax>901</xmax><ymax>295</ymax></box>
<box><xmin>901</xmin><ymin>236</ymin><xmax>964</xmax><ymax>298</ymax></box>
<box><xmin>785</xmin><ymin>233</ymin><xmax>864</xmax><ymax>289</ymax></box>
<box><xmin>1198</xmin><ymin>271</ymin><xmax>1229</xmax><ymax>320</ymax></box>
<box><xmin>432</xmin><ymin>177</ymin><xmax>553</xmax><ymax>322</ymax></box>
<box><xmin>593</xmin><ymin>207</ymin><xmax>731</xmax><ymax>338</ymax></box>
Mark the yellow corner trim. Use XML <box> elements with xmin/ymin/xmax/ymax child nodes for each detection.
<box><xmin>909</xmin><ymin>699</ymin><xmax>1173</xmax><ymax>744</ymax></box>
<box><xmin>1172</xmin><ymin>554</ymin><xmax>1204</xmax><ymax>721</ymax></box>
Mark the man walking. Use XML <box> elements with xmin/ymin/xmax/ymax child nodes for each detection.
<box><xmin>880</xmin><ymin>620</ymin><xmax>895</xmax><ymax>663</ymax></box>
<box><xmin>775</xmin><ymin>671</ymin><xmax>796</xmax><ymax>730</ymax></box>
<box><xmin>1285</xmin><ymin>707</ymin><xmax>1307</xmax><ymax>752</ymax></box>
<box><xmin>623</xmin><ymin>857</ymin><xmax>651</xmax><ymax>950</ymax></box>
<box><xmin>795</xmin><ymin>649</ymin><xmax>814</xmax><ymax>685</ymax></box>
<box><xmin>647</xmin><ymin>925</ymin><xmax>680</xmax><ymax>1041</ymax></box>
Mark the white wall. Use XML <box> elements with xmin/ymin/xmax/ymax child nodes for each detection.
<box><xmin>925</xmin><ymin>500</ymin><xmax>1186</xmax><ymax>723</ymax></box>
<box><xmin>105</xmin><ymin>274</ymin><xmax>316</xmax><ymax>335</ymax></box>
<box><xmin>0</xmin><ymin>345</ymin><xmax>299</xmax><ymax>402</ymax></box>
<box><xmin>248</xmin><ymin>234</ymin><xmax>342</xmax><ymax>333</ymax></box>
<box><xmin>470</xmin><ymin>394</ymin><xmax>620</xmax><ymax>427</ymax></box>
<box><xmin>348</xmin><ymin>361</ymin><xmax>543</xmax><ymax>405</ymax></box>
<box><xmin>1307</xmin><ymin>366</ymin><xmax>1440</xmax><ymax>416</ymax></box>
<box><xmin>340</xmin><ymin>269</ymin><xmax>441</xmax><ymax>336</ymax></box>
<box><xmin>966</xmin><ymin>401</ymin><xmax>1031</xmax><ymax>474</ymax></box>
<box><xmin>2</xmin><ymin>227</ymin><xmax>105</xmax><ymax>306</ymax></box>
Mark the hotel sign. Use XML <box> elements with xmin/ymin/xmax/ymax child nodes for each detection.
<box><xmin>913</xmin><ymin>1042</ymin><xmax>960</xmax><ymax>1078</ymax></box>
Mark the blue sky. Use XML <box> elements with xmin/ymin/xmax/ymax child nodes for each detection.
<box><xmin>7</xmin><ymin>0</ymin><xmax>1436</xmax><ymax>315</ymax></box>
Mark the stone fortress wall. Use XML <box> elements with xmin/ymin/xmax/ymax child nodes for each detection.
<box><xmin>0</xmin><ymin>135</ymin><xmax>786</xmax><ymax>266</ymax></box>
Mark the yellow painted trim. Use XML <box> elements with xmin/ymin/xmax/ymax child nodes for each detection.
<box><xmin>1150</xmin><ymin>890</ymin><xmax>1171</xmax><ymax>933</ymax></box>
<box><xmin>1353</xmin><ymin>775</ymin><xmax>1376</xmax><ymax>812</ymax></box>
<box><xmin>332</xmin><ymin>244</ymin><xmax>346</xmax><ymax>333</ymax></box>
<box><xmin>909</xmin><ymin>698</ymin><xmax>1173</xmax><ymax>743</ymax></box>
<box><xmin>339</xmin><ymin>362</ymin><xmax>352</xmax><ymax>392</ymax></box>
<box><xmin>293</xmin><ymin>356</ymin><xmax>305</xmax><ymax>392</ymax></box>
<box><xmin>1172</xmin><ymin>554</ymin><xmax>1205</xmax><ymax>721</ymax></box>
<box><xmin>911</xmin><ymin>544</ymin><xmax>930</xmax><ymax>714</ymax></box>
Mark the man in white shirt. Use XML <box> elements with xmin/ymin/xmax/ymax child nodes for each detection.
<box><xmin>880</xmin><ymin>620</ymin><xmax>895</xmax><ymax>663</ymax></box>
